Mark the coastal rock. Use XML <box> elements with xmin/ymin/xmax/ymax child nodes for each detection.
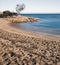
<box><xmin>4</xmin><ymin>15</ymin><xmax>39</xmax><ymax>23</ymax></box>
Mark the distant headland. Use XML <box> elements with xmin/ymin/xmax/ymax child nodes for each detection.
<box><xmin>0</xmin><ymin>10</ymin><xmax>39</xmax><ymax>23</ymax></box>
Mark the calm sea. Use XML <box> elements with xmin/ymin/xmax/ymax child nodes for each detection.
<box><xmin>11</xmin><ymin>14</ymin><xmax>60</xmax><ymax>37</ymax></box>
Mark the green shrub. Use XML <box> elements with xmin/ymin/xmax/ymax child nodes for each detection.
<box><xmin>0</xmin><ymin>10</ymin><xmax>18</xmax><ymax>18</ymax></box>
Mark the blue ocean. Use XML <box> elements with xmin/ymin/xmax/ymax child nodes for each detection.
<box><xmin>11</xmin><ymin>14</ymin><xmax>60</xmax><ymax>37</ymax></box>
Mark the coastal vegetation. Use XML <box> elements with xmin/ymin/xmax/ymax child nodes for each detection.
<box><xmin>0</xmin><ymin>11</ymin><xmax>17</xmax><ymax>18</ymax></box>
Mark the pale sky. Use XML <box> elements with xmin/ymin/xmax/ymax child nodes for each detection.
<box><xmin>0</xmin><ymin>0</ymin><xmax>60</xmax><ymax>13</ymax></box>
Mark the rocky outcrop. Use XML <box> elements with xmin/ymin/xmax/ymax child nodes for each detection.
<box><xmin>4</xmin><ymin>16</ymin><xmax>39</xmax><ymax>23</ymax></box>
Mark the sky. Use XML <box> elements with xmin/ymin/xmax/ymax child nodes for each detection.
<box><xmin>0</xmin><ymin>0</ymin><xmax>60</xmax><ymax>13</ymax></box>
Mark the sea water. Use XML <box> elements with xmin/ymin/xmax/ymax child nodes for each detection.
<box><xmin>11</xmin><ymin>14</ymin><xmax>60</xmax><ymax>37</ymax></box>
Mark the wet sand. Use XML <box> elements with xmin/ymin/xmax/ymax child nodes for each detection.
<box><xmin>0</xmin><ymin>16</ymin><xmax>60</xmax><ymax>65</ymax></box>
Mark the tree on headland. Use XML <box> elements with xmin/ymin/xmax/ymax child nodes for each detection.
<box><xmin>16</xmin><ymin>3</ymin><xmax>25</xmax><ymax>15</ymax></box>
<box><xmin>0</xmin><ymin>3</ymin><xmax>25</xmax><ymax>18</ymax></box>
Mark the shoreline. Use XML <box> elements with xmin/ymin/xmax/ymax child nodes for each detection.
<box><xmin>0</xmin><ymin>16</ymin><xmax>60</xmax><ymax>65</ymax></box>
<box><xmin>10</xmin><ymin>22</ymin><xmax>60</xmax><ymax>38</ymax></box>
<box><xmin>0</xmin><ymin>16</ymin><xmax>60</xmax><ymax>41</ymax></box>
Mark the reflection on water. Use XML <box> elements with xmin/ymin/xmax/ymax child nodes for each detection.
<box><xmin>10</xmin><ymin>14</ymin><xmax>60</xmax><ymax>37</ymax></box>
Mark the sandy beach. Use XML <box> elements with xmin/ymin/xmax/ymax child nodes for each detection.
<box><xmin>0</xmin><ymin>16</ymin><xmax>60</xmax><ymax>65</ymax></box>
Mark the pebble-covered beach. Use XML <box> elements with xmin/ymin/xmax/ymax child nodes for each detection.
<box><xmin>0</xmin><ymin>29</ymin><xmax>60</xmax><ymax>65</ymax></box>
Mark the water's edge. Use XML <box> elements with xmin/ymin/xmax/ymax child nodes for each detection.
<box><xmin>10</xmin><ymin>14</ymin><xmax>60</xmax><ymax>37</ymax></box>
